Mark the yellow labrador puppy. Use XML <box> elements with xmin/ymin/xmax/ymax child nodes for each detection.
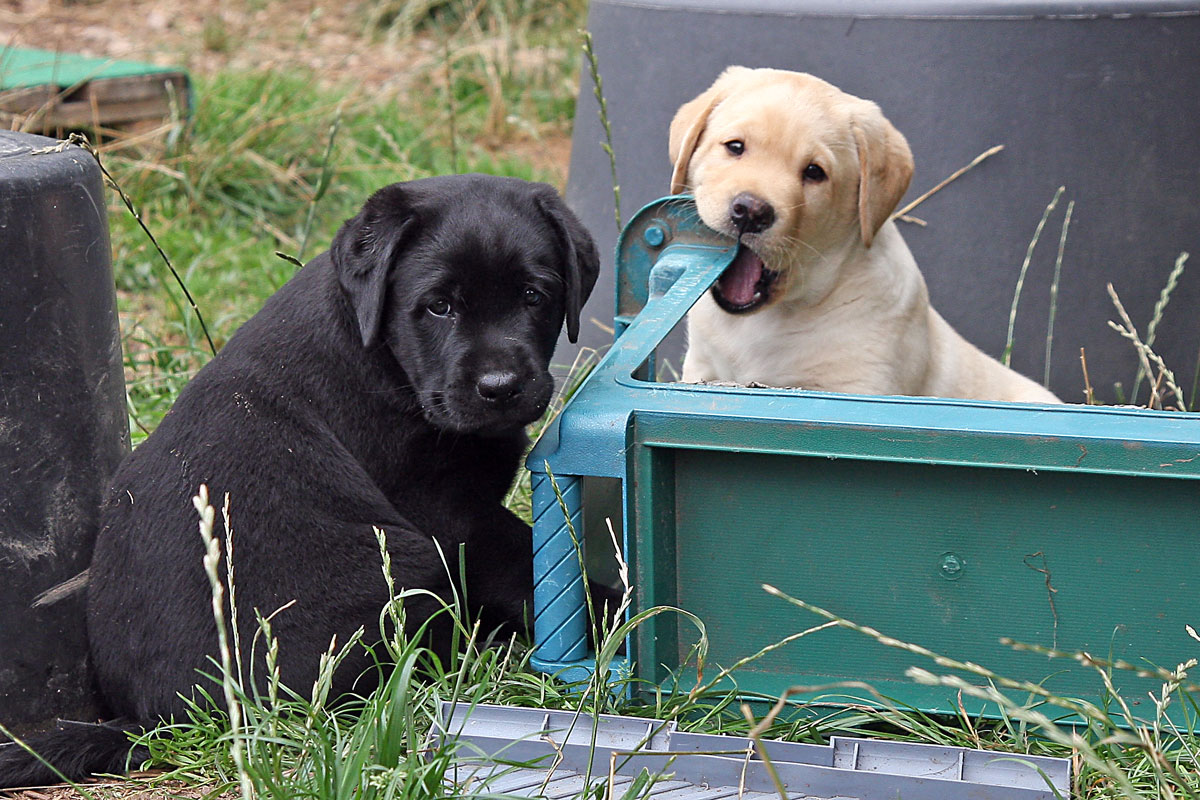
<box><xmin>671</xmin><ymin>66</ymin><xmax>1061</xmax><ymax>403</ymax></box>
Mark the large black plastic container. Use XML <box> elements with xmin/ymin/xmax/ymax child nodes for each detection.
<box><xmin>564</xmin><ymin>0</ymin><xmax>1200</xmax><ymax>404</ymax></box>
<box><xmin>0</xmin><ymin>132</ymin><xmax>128</xmax><ymax>734</ymax></box>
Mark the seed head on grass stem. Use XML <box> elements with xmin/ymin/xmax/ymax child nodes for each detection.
<box><xmin>580</xmin><ymin>30</ymin><xmax>621</xmax><ymax>232</ymax></box>
<box><xmin>764</xmin><ymin>584</ymin><xmax>1200</xmax><ymax>800</ymax></box>
<box><xmin>194</xmin><ymin>484</ymin><xmax>253</xmax><ymax>800</ymax></box>
<box><xmin>763</xmin><ymin>584</ymin><xmax>1117</xmax><ymax>726</ymax></box>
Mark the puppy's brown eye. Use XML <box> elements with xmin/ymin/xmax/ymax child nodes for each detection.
<box><xmin>427</xmin><ymin>299</ymin><xmax>452</xmax><ymax>317</ymax></box>
<box><xmin>724</xmin><ymin>140</ymin><xmax>745</xmax><ymax>156</ymax></box>
<box><xmin>803</xmin><ymin>163</ymin><xmax>827</xmax><ymax>182</ymax></box>
<box><xmin>524</xmin><ymin>288</ymin><xmax>544</xmax><ymax>306</ymax></box>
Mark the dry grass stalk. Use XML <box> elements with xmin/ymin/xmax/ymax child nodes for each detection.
<box><xmin>1106</xmin><ymin>282</ymin><xmax>1187</xmax><ymax>411</ymax></box>
<box><xmin>1107</xmin><ymin>282</ymin><xmax>1160</xmax><ymax>407</ymax></box>
<box><xmin>1131</xmin><ymin>252</ymin><xmax>1188</xmax><ymax>404</ymax></box>
<box><xmin>1079</xmin><ymin>347</ymin><xmax>1095</xmax><ymax>405</ymax></box>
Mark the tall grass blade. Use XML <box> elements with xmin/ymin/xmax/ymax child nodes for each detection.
<box><xmin>66</xmin><ymin>133</ymin><xmax>218</xmax><ymax>357</ymax></box>
<box><xmin>1004</xmin><ymin>186</ymin><xmax>1063</xmax><ymax>367</ymax></box>
<box><xmin>296</xmin><ymin>109</ymin><xmax>343</xmax><ymax>264</ymax></box>
<box><xmin>1043</xmin><ymin>199</ymin><xmax>1073</xmax><ymax>388</ymax></box>
<box><xmin>442</xmin><ymin>33</ymin><xmax>459</xmax><ymax>174</ymax></box>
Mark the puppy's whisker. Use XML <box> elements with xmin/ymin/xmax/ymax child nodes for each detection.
<box><xmin>775</xmin><ymin>199</ymin><xmax>809</xmax><ymax>213</ymax></box>
<box><xmin>797</xmin><ymin>242</ymin><xmax>826</xmax><ymax>261</ymax></box>
<box><xmin>758</xmin><ymin>231</ymin><xmax>823</xmax><ymax>263</ymax></box>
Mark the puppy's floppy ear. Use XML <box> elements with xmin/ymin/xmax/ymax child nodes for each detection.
<box><xmin>669</xmin><ymin>66</ymin><xmax>750</xmax><ymax>195</ymax></box>
<box><xmin>851</xmin><ymin>106</ymin><xmax>914</xmax><ymax>248</ymax></box>
<box><xmin>535</xmin><ymin>190</ymin><xmax>599</xmax><ymax>344</ymax></box>
<box><xmin>332</xmin><ymin>183</ymin><xmax>416</xmax><ymax>348</ymax></box>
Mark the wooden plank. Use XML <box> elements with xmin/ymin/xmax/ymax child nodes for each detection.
<box><xmin>0</xmin><ymin>72</ymin><xmax>189</xmax><ymax>129</ymax></box>
<box><xmin>80</xmin><ymin>73</ymin><xmax>187</xmax><ymax>104</ymax></box>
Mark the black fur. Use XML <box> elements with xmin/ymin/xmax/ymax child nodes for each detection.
<box><xmin>0</xmin><ymin>721</ymin><xmax>147</xmax><ymax>788</ymax></box>
<box><xmin>0</xmin><ymin>174</ymin><xmax>598</xmax><ymax>787</ymax></box>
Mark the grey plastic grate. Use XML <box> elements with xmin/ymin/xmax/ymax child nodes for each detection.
<box><xmin>433</xmin><ymin>703</ymin><xmax>1070</xmax><ymax>799</ymax></box>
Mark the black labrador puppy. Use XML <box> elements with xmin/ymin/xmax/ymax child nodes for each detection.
<box><xmin>0</xmin><ymin>174</ymin><xmax>599</xmax><ymax>787</ymax></box>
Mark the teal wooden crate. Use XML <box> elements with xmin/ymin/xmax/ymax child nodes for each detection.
<box><xmin>526</xmin><ymin>196</ymin><xmax>1200</xmax><ymax>718</ymax></box>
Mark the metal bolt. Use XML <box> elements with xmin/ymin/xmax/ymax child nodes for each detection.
<box><xmin>939</xmin><ymin>552</ymin><xmax>965</xmax><ymax>580</ymax></box>
<box><xmin>643</xmin><ymin>224</ymin><xmax>666</xmax><ymax>248</ymax></box>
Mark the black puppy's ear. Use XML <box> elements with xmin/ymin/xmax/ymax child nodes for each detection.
<box><xmin>332</xmin><ymin>185</ymin><xmax>416</xmax><ymax>348</ymax></box>
<box><xmin>535</xmin><ymin>191</ymin><xmax>600</xmax><ymax>344</ymax></box>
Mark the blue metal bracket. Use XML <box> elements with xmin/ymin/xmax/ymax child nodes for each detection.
<box><xmin>526</xmin><ymin>196</ymin><xmax>735</xmax><ymax>684</ymax></box>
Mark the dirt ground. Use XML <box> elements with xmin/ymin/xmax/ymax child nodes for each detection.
<box><xmin>1</xmin><ymin>777</ymin><xmax>237</xmax><ymax>800</ymax></box>
<box><xmin>0</xmin><ymin>0</ymin><xmax>573</xmax><ymax>181</ymax></box>
<box><xmin>3</xmin><ymin>0</ymin><xmax>439</xmax><ymax>91</ymax></box>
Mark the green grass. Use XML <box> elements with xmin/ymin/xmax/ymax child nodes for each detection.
<box><xmin>107</xmin><ymin>490</ymin><xmax>1200</xmax><ymax>800</ymax></box>
<box><xmin>109</xmin><ymin>66</ymin><xmax>562</xmax><ymax>439</ymax></box>
<box><xmin>103</xmin><ymin>0</ymin><xmax>583</xmax><ymax>442</ymax></box>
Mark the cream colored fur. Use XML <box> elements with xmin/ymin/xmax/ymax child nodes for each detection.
<box><xmin>671</xmin><ymin>66</ymin><xmax>1061</xmax><ymax>403</ymax></box>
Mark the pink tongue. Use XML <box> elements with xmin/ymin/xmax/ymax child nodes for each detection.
<box><xmin>717</xmin><ymin>247</ymin><xmax>764</xmax><ymax>306</ymax></box>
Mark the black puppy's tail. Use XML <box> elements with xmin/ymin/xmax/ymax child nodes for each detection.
<box><xmin>0</xmin><ymin>719</ymin><xmax>148</xmax><ymax>789</ymax></box>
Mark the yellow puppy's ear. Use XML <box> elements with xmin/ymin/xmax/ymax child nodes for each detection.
<box><xmin>668</xmin><ymin>66</ymin><xmax>750</xmax><ymax>195</ymax></box>
<box><xmin>852</xmin><ymin>108</ymin><xmax>914</xmax><ymax>248</ymax></box>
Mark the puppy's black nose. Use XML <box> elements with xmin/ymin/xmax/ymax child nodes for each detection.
<box><xmin>730</xmin><ymin>193</ymin><xmax>775</xmax><ymax>234</ymax></box>
<box><xmin>476</xmin><ymin>371</ymin><xmax>524</xmax><ymax>406</ymax></box>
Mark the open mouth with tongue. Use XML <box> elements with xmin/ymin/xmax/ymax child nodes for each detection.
<box><xmin>711</xmin><ymin>244</ymin><xmax>778</xmax><ymax>314</ymax></box>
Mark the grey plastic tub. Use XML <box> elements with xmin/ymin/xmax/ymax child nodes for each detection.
<box><xmin>564</xmin><ymin>0</ymin><xmax>1200</xmax><ymax>404</ymax></box>
<box><xmin>0</xmin><ymin>132</ymin><xmax>128</xmax><ymax>734</ymax></box>
<box><xmin>435</xmin><ymin>702</ymin><xmax>1072</xmax><ymax>800</ymax></box>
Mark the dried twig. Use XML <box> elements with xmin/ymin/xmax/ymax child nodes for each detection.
<box><xmin>893</xmin><ymin>144</ymin><xmax>1005</xmax><ymax>221</ymax></box>
<box><xmin>1023</xmin><ymin>551</ymin><xmax>1059</xmax><ymax>651</ymax></box>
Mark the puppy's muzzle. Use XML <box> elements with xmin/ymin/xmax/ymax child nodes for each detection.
<box><xmin>730</xmin><ymin>193</ymin><xmax>775</xmax><ymax>234</ymax></box>
<box><xmin>476</xmin><ymin>371</ymin><xmax>524</xmax><ymax>408</ymax></box>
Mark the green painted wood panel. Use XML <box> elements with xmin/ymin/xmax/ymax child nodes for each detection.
<box><xmin>633</xmin><ymin>438</ymin><xmax>1197</xmax><ymax>716</ymax></box>
<box><xmin>0</xmin><ymin>47</ymin><xmax>178</xmax><ymax>90</ymax></box>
